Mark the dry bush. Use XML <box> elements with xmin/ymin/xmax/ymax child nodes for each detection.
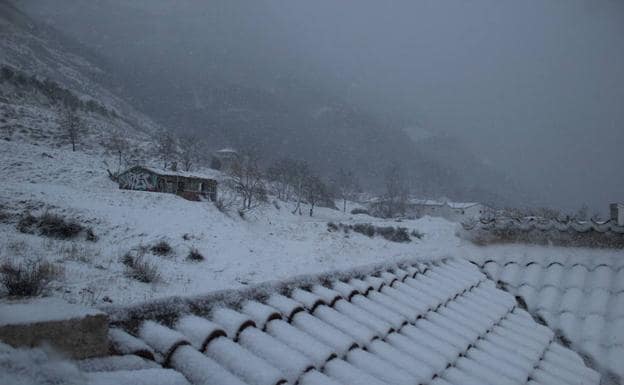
<box><xmin>60</xmin><ymin>243</ymin><xmax>92</xmax><ymax>263</ymax></box>
<box><xmin>0</xmin><ymin>259</ymin><xmax>62</xmax><ymax>297</ymax></box>
<box><xmin>352</xmin><ymin>223</ymin><xmax>376</xmax><ymax>238</ymax></box>
<box><xmin>150</xmin><ymin>240</ymin><xmax>172</xmax><ymax>256</ymax></box>
<box><xmin>16</xmin><ymin>211</ymin><xmax>89</xmax><ymax>241</ymax></box>
<box><xmin>186</xmin><ymin>248</ymin><xmax>205</xmax><ymax>262</ymax></box>
<box><xmin>122</xmin><ymin>251</ymin><xmax>160</xmax><ymax>283</ymax></box>
<box><xmin>38</xmin><ymin>212</ymin><xmax>84</xmax><ymax>239</ymax></box>
<box><xmin>328</xmin><ymin>222</ymin><xmax>415</xmax><ymax>243</ymax></box>
<box><xmin>16</xmin><ymin>212</ymin><xmax>38</xmax><ymax>233</ymax></box>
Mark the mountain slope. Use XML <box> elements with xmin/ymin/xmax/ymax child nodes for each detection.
<box><xmin>0</xmin><ymin>0</ymin><xmax>161</xmax><ymax>148</ymax></box>
<box><xmin>13</xmin><ymin>0</ymin><xmax>529</xmax><ymax>207</ymax></box>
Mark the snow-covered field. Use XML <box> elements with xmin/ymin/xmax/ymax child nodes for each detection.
<box><xmin>1</xmin><ymin>138</ymin><xmax>621</xmax><ymax>309</ymax></box>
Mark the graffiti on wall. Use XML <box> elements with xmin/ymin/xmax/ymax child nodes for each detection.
<box><xmin>119</xmin><ymin>170</ymin><xmax>158</xmax><ymax>191</ymax></box>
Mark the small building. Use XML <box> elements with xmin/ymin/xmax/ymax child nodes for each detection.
<box><xmin>118</xmin><ymin>166</ymin><xmax>217</xmax><ymax>201</ymax></box>
<box><xmin>406</xmin><ymin>199</ymin><xmax>489</xmax><ymax>222</ymax></box>
<box><xmin>210</xmin><ymin>148</ymin><xmax>239</xmax><ymax>172</ymax></box>
<box><xmin>610</xmin><ymin>203</ymin><xmax>624</xmax><ymax>226</ymax></box>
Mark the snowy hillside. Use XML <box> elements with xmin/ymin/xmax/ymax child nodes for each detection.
<box><xmin>2</xmin><ymin>138</ymin><xmax>621</xmax><ymax>309</ymax></box>
<box><xmin>0</xmin><ymin>0</ymin><xmax>163</xmax><ymax>153</ymax></box>
<box><xmin>0</xmin><ymin>138</ymin><xmax>458</xmax><ymax>305</ymax></box>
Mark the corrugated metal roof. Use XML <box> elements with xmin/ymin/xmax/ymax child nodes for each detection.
<box><xmin>86</xmin><ymin>258</ymin><xmax>600</xmax><ymax>385</ymax></box>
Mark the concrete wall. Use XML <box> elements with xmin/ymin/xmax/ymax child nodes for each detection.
<box><xmin>0</xmin><ymin>300</ymin><xmax>109</xmax><ymax>359</ymax></box>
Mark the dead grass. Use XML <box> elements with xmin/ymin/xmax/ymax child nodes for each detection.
<box><xmin>0</xmin><ymin>259</ymin><xmax>62</xmax><ymax>297</ymax></box>
<box><xmin>150</xmin><ymin>240</ymin><xmax>172</xmax><ymax>256</ymax></box>
<box><xmin>186</xmin><ymin>248</ymin><xmax>205</xmax><ymax>262</ymax></box>
<box><xmin>121</xmin><ymin>250</ymin><xmax>160</xmax><ymax>283</ymax></box>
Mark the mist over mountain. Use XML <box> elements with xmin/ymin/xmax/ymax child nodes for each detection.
<box><xmin>13</xmin><ymin>0</ymin><xmax>624</xmax><ymax>212</ymax></box>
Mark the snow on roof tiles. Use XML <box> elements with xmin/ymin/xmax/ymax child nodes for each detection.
<box><xmin>472</xmin><ymin>253</ymin><xmax>624</xmax><ymax>382</ymax></box>
<box><xmin>125</xmin><ymin>165</ymin><xmax>221</xmax><ymax>181</ymax></box>
<box><xmin>93</xmin><ymin>258</ymin><xmax>600</xmax><ymax>385</ymax></box>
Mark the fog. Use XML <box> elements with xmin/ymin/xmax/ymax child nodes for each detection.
<box><xmin>19</xmin><ymin>0</ymin><xmax>624</xmax><ymax>213</ymax></box>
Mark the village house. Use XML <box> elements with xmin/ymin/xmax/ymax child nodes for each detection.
<box><xmin>210</xmin><ymin>147</ymin><xmax>239</xmax><ymax>172</ymax></box>
<box><xmin>117</xmin><ymin>165</ymin><xmax>218</xmax><ymax>201</ymax></box>
<box><xmin>406</xmin><ymin>199</ymin><xmax>490</xmax><ymax>221</ymax></box>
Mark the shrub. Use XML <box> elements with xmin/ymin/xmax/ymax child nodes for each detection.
<box><xmin>0</xmin><ymin>208</ymin><xmax>9</xmax><ymax>223</ymax></box>
<box><xmin>0</xmin><ymin>259</ymin><xmax>61</xmax><ymax>297</ymax></box>
<box><xmin>327</xmin><ymin>222</ymin><xmax>339</xmax><ymax>232</ymax></box>
<box><xmin>214</xmin><ymin>198</ymin><xmax>229</xmax><ymax>213</ymax></box>
<box><xmin>410</xmin><ymin>229</ymin><xmax>424</xmax><ymax>239</ymax></box>
<box><xmin>85</xmin><ymin>227</ymin><xmax>98</xmax><ymax>242</ymax></box>
<box><xmin>17</xmin><ymin>212</ymin><xmax>38</xmax><ymax>234</ymax></box>
<box><xmin>120</xmin><ymin>251</ymin><xmax>134</xmax><ymax>267</ymax></box>
<box><xmin>38</xmin><ymin>212</ymin><xmax>84</xmax><ymax>239</ymax></box>
<box><xmin>390</xmin><ymin>227</ymin><xmax>411</xmax><ymax>243</ymax></box>
<box><xmin>151</xmin><ymin>240</ymin><xmax>172</xmax><ymax>256</ymax></box>
<box><xmin>61</xmin><ymin>243</ymin><xmax>91</xmax><ymax>263</ymax></box>
<box><xmin>123</xmin><ymin>253</ymin><xmax>160</xmax><ymax>283</ymax></box>
<box><xmin>186</xmin><ymin>248</ymin><xmax>204</xmax><ymax>262</ymax></box>
<box><xmin>375</xmin><ymin>226</ymin><xmax>396</xmax><ymax>240</ymax></box>
<box><xmin>350</xmin><ymin>208</ymin><xmax>369</xmax><ymax>215</ymax></box>
<box><xmin>352</xmin><ymin>223</ymin><xmax>376</xmax><ymax>238</ymax></box>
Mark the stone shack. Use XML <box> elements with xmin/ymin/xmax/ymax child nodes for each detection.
<box><xmin>117</xmin><ymin>166</ymin><xmax>218</xmax><ymax>201</ymax></box>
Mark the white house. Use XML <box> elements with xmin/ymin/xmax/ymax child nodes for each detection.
<box><xmin>406</xmin><ymin>199</ymin><xmax>490</xmax><ymax>222</ymax></box>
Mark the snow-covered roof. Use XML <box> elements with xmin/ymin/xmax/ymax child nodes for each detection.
<box><xmin>215</xmin><ymin>148</ymin><xmax>238</xmax><ymax>154</ymax></box>
<box><xmin>472</xmin><ymin>253</ymin><xmax>624</xmax><ymax>381</ymax></box>
<box><xmin>408</xmin><ymin>199</ymin><xmax>481</xmax><ymax>209</ymax></box>
<box><xmin>0</xmin><ymin>298</ymin><xmax>104</xmax><ymax>327</ymax></box>
<box><xmin>123</xmin><ymin>166</ymin><xmax>221</xmax><ymax>181</ymax></box>
<box><xmin>92</xmin><ymin>258</ymin><xmax>599</xmax><ymax>385</ymax></box>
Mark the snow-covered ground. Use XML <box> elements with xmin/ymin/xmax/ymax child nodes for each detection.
<box><xmin>1</xmin><ymin>138</ymin><xmax>621</xmax><ymax>309</ymax></box>
<box><xmin>0</xmin><ymin>139</ymin><xmax>457</xmax><ymax>306</ymax></box>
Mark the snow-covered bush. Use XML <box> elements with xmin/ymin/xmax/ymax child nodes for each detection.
<box><xmin>16</xmin><ymin>211</ymin><xmax>89</xmax><ymax>241</ymax></box>
<box><xmin>186</xmin><ymin>248</ymin><xmax>204</xmax><ymax>262</ymax></box>
<box><xmin>60</xmin><ymin>243</ymin><xmax>92</xmax><ymax>263</ymax></box>
<box><xmin>38</xmin><ymin>212</ymin><xmax>83</xmax><ymax>239</ymax></box>
<box><xmin>16</xmin><ymin>212</ymin><xmax>38</xmax><ymax>233</ymax></box>
<box><xmin>123</xmin><ymin>253</ymin><xmax>160</xmax><ymax>283</ymax></box>
<box><xmin>350</xmin><ymin>208</ymin><xmax>369</xmax><ymax>215</ymax></box>
<box><xmin>0</xmin><ymin>259</ymin><xmax>62</xmax><ymax>297</ymax></box>
<box><xmin>327</xmin><ymin>222</ymin><xmax>415</xmax><ymax>243</ymax></box>
<box><xmin>150</xmin><ymin>240</ymin><xmax>172</xmax><ymax>256</ymax></box>
<box><xmin>352</xmin><ymin>223</ymin><xmax>376</xmax><ymax>238</ymax></box>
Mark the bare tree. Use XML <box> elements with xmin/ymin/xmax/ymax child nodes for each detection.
<box><xmin>107</xmin><ymin>131</ymin><xmax>129</xmax><ymax>172</ymax></box>
<box><xmin>334</xmin><ymin>168</ymin><xmax>360</xmax><ymax>213</ymax></box>
<box><xmin>59</xmin><ymin>107</ymin><xmax>85</xmax><ymax>151</ymax></box>
<box><xmin>155</xmin><ymin>131</ymin><xmax>178</xmax><ymax>170</ymax></box>
<box><xmin>382</xmin><ymin>162</ymin><xmax>409</xmax><ymax>218</ymax></box>
<box><xmin>228</xmin><ymin>153</ymin><xmax>267</xmax><ymax>211</ymax></box>
<box><xmin>290</xmin><ymin>160</ymin><xmax>311</xmax><ymax>215</ymax></box>
<box><xmin>304</xmin><ymin>175</ymin><xmax>332</xmax><ymax>216</ymax></box>
<box><xmin>179</xmin><ymin>134</ymin><xmax>202</xmax><ymax>172</ymax></box>
<box><xmin>267</xmin><ymin>158</ymin><xmax>298</xmax><ymax>200</ymax></box>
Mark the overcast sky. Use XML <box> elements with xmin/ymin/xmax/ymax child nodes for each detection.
<box><xmin>21</xmin><ymin>0</ymin><xmax>624</xmax><ymax>213</ymax></box>
<box><xmin>267</xmin><ymin>0</ymin><xmax>624</xmax><ymax>213</ymax></box>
